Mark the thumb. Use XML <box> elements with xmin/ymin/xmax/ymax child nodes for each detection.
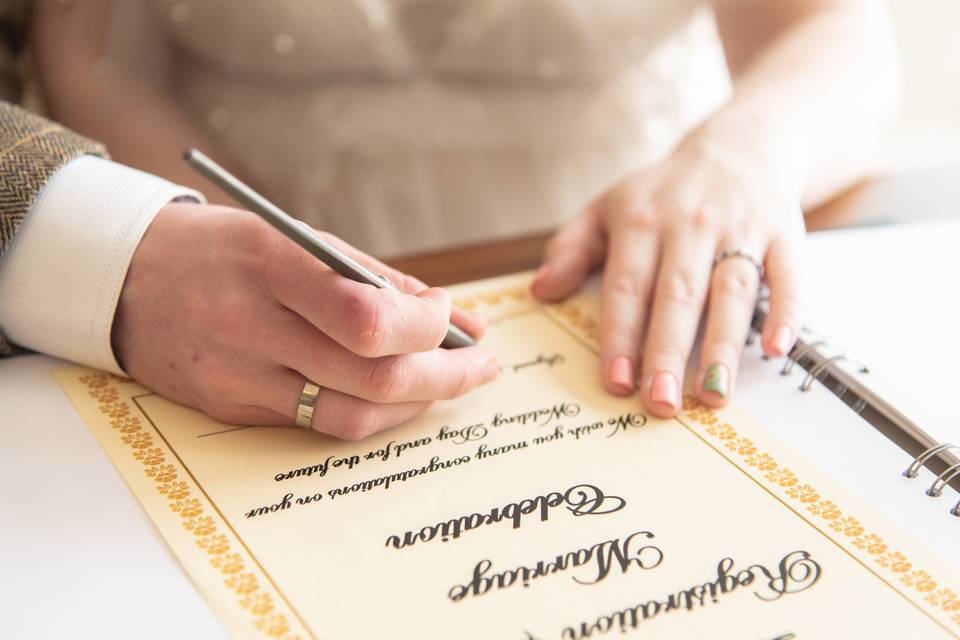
<box><xmin>532</xmin><ymin>204</ymin><xmax>606</xmax><ymax>302</ymax></box>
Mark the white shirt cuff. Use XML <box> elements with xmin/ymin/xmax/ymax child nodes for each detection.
<box><xmin>0</xmin><ymin>155</ymin><xmax>205</xmax><ymax>374</ymax></box>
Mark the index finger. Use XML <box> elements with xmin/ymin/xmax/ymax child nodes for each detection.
<box><xmin>324</xmin><ymin>232</ymin><xmax>487</xmax><ymax>340</ymax></box>
<box><xmin>265</xmin><ymin>241</ymin><xmax>457</xmax><ymax>357</ymax></box>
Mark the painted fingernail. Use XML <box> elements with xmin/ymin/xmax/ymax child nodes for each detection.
<box><xmin>703</xmin><ymin>363</ymin><xmax>730</xmax><ymax>398</ymax></box>
<box><xmin>608</xmin><ymin>356</ymin><xmax>634</xmax><ymax>393</ymax></box>
<box><xmin>771</xmin><ymin>324</ymin><xmax>793</xmax><ymax>355</ymax></box>
<box><xmin>650</xmin><ymin>371</ymin><xmax>679</xmax><ymax>409</ymax></box>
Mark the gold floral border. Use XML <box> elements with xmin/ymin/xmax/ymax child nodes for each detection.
<box><xmin>452</xmin><ymin>275</ymin><xmax>601</xmax><ymax>347</ymax></box>
<box><xmin>453</xmin><ymin>283</ymin><xmax>531</xmax><ymax>313</ymax></box>
<box><xmin>681</xmin><ymin>397</ymin><xmax>960</xmax><ymax>628</ymax></box>
<box><xmin>548</xmin><ymin>300</ymin><xmax>600</xmax><ymax>345</ymax></box>
<box><xmin>77</xmin><ymin>371</ymin><xmax>304</xmax><ymax>639</ymax></box>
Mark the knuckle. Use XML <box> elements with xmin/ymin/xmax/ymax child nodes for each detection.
<box><xmin>606</xmin><ymin>273</ymin><xmax>644</xmax><ymax>301</ymax></box>
<box><xmin>712</xmin><ymin>268</ymin><xmax>757</xmax><ymax>302</ymax></box>
<box><xmin>658</xmin><ymin>269</ymin><xmax>701</xmax><ymax>306</ymax></box>
<box><xmin>622</xmin><ymin>200</ymin><xmax>658</xmax><ymax>229</ymax></box>
<box><xmin>344</xmin><ymin>290</ymin><xmax>390</xmax><ymax>357</ymax></box>
<box><xmin>685</xmin><ymin>206</ymin><xmax>714</xmax><ymax>232</ymax></box>
<box><xmin>364</xmin><ymin>355</ymin><xmax>408</xmax><ymax>402</ymax></box>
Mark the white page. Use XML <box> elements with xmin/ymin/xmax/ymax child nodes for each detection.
<box><xmin>733</xmin><ymin>219</ymin><xmax>960</xmax><ymax>569</ymax></box>
<box><xmin>801</xmin><ymin>219</ymin><xmax>960</xmax><ymax>446</ymax></box>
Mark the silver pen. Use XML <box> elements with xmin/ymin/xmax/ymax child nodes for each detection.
<box><xmin>184</xmin><ymin>148</ymin><xmax>476</xmax><ymax>349</ymax></box>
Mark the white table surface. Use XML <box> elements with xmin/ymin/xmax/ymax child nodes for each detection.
<box><xmin>0</xmin><ymin>355</ymin><xmax>227</xmax><ymax>639</ymax></box>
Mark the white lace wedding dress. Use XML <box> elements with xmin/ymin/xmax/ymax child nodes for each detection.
<box><xmin>126</xmin><ymin>0</ymin><xmax>731</xmax><ymax>257</ymax></box>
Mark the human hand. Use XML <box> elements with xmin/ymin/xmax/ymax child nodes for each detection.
<box><xmin>113</xmin><ymin>203</ymin><xmax>498</xmax><ymax>439</ymax></box>
<box><xmin>532</xmin><ymin>128</ymin><xmax>804</xmax><ymax>417</ymax></box>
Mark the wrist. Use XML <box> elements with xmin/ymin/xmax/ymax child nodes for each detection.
<box><xmin>682</xmin><ymin>107</ymin><xmax>809</xmax><ymax>201</ymax></box>
<box><xmin>0</xmin><ymin>156</ymin><xmax>204</xmax><ymax>374</ymax></box>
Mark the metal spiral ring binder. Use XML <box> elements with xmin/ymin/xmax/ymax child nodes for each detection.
<box><xmin>903</xmin><ymin>444</ymin><xmax>960</xmax><ymax>516</ymax></box>
<box><xmin>800</xmin><ymin>355</ymin><xmax>869</xmax><ymax>392</ymax></box>
<box><xmin>904</xmin><ymin>443</ymin><xmax>960</xmax><ymax>479</ymax></box>
<box><xmin>751</xmin><ymin>305</ymin><xmax>960</xmax><ymax>505</ymax></box>
<box><xmin>780</xmin><ymin>340</ymin><xmax>828</xmax><ymax>375</ymax></box>
<box><xmin>928</xmin><ymin>463</ymin><xmax>960</xmax><ymax>498</ymax></box>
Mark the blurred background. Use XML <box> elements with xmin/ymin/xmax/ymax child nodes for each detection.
<box><xmin>880</xmin><ymin>0</ymin><xmax>960</xmax><ymax>173</ymax></box>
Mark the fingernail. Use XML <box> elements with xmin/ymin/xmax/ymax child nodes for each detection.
<box><xmin>650</xmin><ymin>371</ymin><xmax>679</xmax><ymax>409</ymax></box>
<box><xmin>702</xmin><ymin>363</ymin><xmax>730</xmax><ymax>398</ymax></box>
<box><xmin>771</xmin><ymin>324</ymin><xmax>793</xmax><ymax>355</ymax></box>
<box><xmin>608</xmin><ymin>356</ymin><xmax>634</xmax><ymax>393</ymax></box>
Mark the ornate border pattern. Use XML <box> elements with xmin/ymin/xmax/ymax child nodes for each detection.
<box><xmin>550</xmin><ymin>301</ymin><xmax>600</xmax><ymax>345</ymax></box>
<box><xmin>453</xmin><ymin>283</ymin><xmax>530</xmax><ymax>312</ymax></box>
<box><xmin>681</xmin><ymin>396</ymin><xmax>960</xmax><ymax>627</ymax></box>
<box><xmin>452</xmin><ymin>275</ymin><xmax>600</xmax><ymax>348</ymax></box>
<box><xmin>65</xmin><ymin>278</ymin><xmax>958</xmax><ymax>635</ymax></box>
<box><xmin>77</xmin><ymin>371</ymin><xmax>302</xmax><ymax>639</ymax></box>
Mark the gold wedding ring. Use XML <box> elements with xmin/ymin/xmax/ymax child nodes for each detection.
<box><xmin>296</xmin><ymin>381</ymin><xmax>321</xmax><ymax>429</ymax></box>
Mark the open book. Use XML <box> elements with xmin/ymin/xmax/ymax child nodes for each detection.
<box><xmin>56</xmin><ymin>262</ymin><xmax>960</xmax><ymax>639</ymax></box>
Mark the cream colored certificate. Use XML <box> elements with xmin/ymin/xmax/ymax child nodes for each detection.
<box><xmin>57</xmin><ymin>273</ymin><xmax>960</xmax><ymax>639</ymax></box>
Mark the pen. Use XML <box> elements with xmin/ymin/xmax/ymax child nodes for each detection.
<box><xmin>183</xmin><ymin>148</ymin><xmax>476</xmax><ymax>349</ymax></box>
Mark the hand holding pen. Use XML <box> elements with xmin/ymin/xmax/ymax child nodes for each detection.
<box><xmin>110</xmin><ymin>153</ymin><xmax>497</xmax><ymax>439</ymax></box>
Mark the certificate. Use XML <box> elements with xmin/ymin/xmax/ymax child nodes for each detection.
<box><xmin>57</xmin><ymin>272</ymin><xmax>960</xmax><ymax>638</ymax></box>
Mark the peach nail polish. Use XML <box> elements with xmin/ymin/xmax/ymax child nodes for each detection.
<box><xmin>609</xmin><ymin>356</ymin><xmax>634</xmax><ymax>392</ymax></box>
<box><xmin>650</xmin><ymin>371</ymin><xmax>679</xmax><ymax>409</ymax></box>
<box><xmin>771</xmin><ymin>324</ymin><xmax>793</xmax><ymax>355</ymax></box>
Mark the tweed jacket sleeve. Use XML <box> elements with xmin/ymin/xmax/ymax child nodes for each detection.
<box><xmin>0</xmin><ymin>3</ymin><xmax>206</xmax><ymax>370</ymax></box>
<box><xmin>0</xmin><ymin>102</ymin><xmax>108</xmax><ymax>357</ymax></box>
<box><xmin>0</xmin><ymin>1</ymin><xmax>109</xmax><ymax>356</ymax></box>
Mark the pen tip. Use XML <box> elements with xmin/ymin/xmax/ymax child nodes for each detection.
<box><xmin>183</xmin><ymin>148</ymin><xmax>197</xmax><ymax>162</ymax></box>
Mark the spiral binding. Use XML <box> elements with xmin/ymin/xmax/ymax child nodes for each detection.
<box><xmin>904</xmin><ymin>443</ymin><xmax>960</xmax><ymax>479</ymax></box>
<box><xmin>901</xmin><ymin>445</ymin><xmax>960</xmax><ymax>517</ymax></box>
<box><xmin>752</xmin><ymin>305</ymin><xmax>960</xmax><ymax>518</ymax></box>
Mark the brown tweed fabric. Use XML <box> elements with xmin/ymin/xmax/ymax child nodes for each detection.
<box><xmin>0</xmin><ymin>101</ymin><xmax>107</xmax><ymax>356</ymax></box>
